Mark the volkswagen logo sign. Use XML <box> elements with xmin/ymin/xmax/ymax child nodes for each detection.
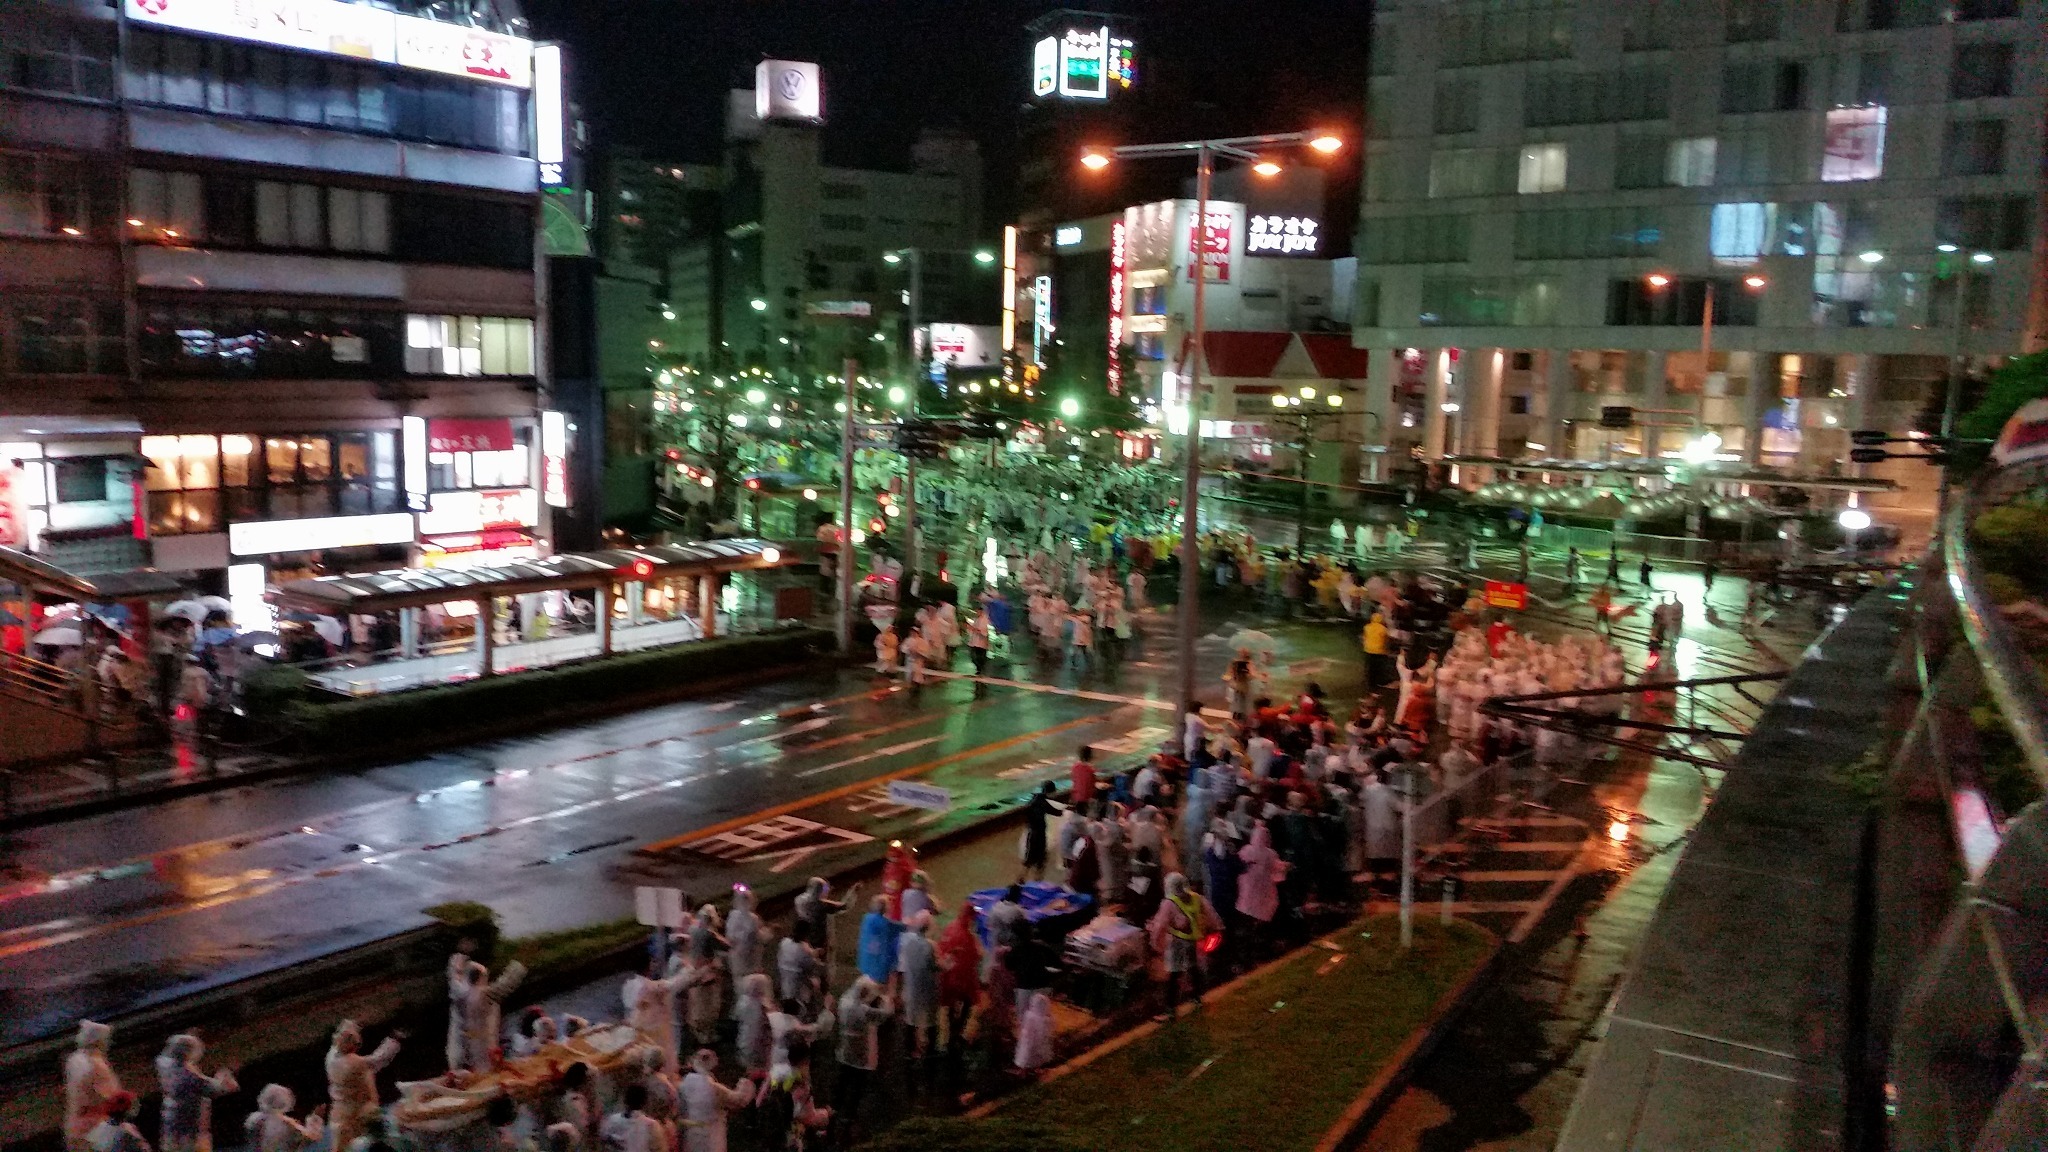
<box><xmin>777</xmin><ymin>69</ymin><xmax>806</xmax><ymax>101</ymax></box>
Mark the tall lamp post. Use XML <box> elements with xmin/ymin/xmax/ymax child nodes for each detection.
<box><xmin>1270</xmin><ymin>387</ymin><xmax>1350</xmax><ymax>552</ymax></box>
<box><xmin>1082</xmin><ymin>129</ymin><xmax>1343</xmax><ymax>713</ymax></box>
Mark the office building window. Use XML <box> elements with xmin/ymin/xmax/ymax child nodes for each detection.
<box><xmin>1367</xmin><ymin>79</ymin><xmax>1398</xmax><ymax>139</ymax></box>
<box><xmin>1667</xmin><ymin>137</ymin><xmax>1718</xmax><ymax>187</ymax></box>
<box><xmin>1434</xmin><ymin>78</ymin><xmax>1480</xmax><ymax>134</ymax></box>
<box><xmin>1949</xmin><ymin>43</ymin><xmax>2013</xmax><ymax>100</ymax></box>
<box><xmin>1726</xmin><ymin>0</ymin><xmax>1780</xmax><ymax>42</ymax></box>
<box><xmin>124</xmin><ymin>30</ymin><xmax>529</xmax><ymax>157</ymax></box>
<box><xmin>1416</xmin><ymin>278</ymin><xmax>1559</xmax><ymax>326</ymax></box>
<box><xmin>1622</xmin><ymin>0</ymin><xmax>1673</xmax><ymax>50</ymax></box>
<box><xmin>1942</xmin><ymin>119</ymin><xmax>2006</xmax><ymax>176</ymax></box>
<box><xmin>1525</xmin><ymin>66</ymin><xmax>1667</xmax><ymax>127</ymax></box>
<box><xmin>1716</xmin><ymin>126</ymin><xmax>1778</xmax><ymax>185</ymax></box>
<box><xmin>0</xmin><ymin>152</ymin><xmax>96</xmax><ymax>239</ymax></box>
<box><xmin>1359</xmin><ymin>214</ymin><xmax>1471</xmax><ymax>264</ymax></box>
<box><xmin>1441</xmin><ymin>1</ymin><xmax>1573</xmax><ymax>67</ymax></box>
<box><xmin>1514</xmin><ymin>206</ymin><xmax>1663</xmax><ymax>260</ymax></box>
<box><xmin>1722</xmin><ymin>59</ymin><xmax>1807</xmax><ymax>113</ymax></box>
<box><xmin>1428</xmin><ymin>148</ymin><xmax>1504</xmax><ymax>198</ymax></box>
<box><xmin>1517</xmin><ymin>144</ymin><xmax>1567</xmax><ymax>194</ymax></box>
<box><xmin>1831</xmin><ymin>51</ymin><xmax>1892</xmax><ymax>105</ymax></box>
<box><xmin>819</xmin><ymin>214</ymin><xmax>865</xmax><ymax>232</ymax></box>
<box><xmin>140</xmin><ymin>306</ymin><xmax>401</xmax><ymax>379</ymax></box>
<box><xmin>145</xmin><ymin>431</ymin><xmax>398</xmax><ymax>532</ymax></box>
<box><xmin>1837</xmin><ymin>0</ymin><xmax>1946</xmax><ymax>30</ymax></box>
<box><xmin>0</xmin><ymin>16</ymin><xmax>115</xmax><ymax>100</ymax></box>
<box><xmin>1614</xmin><ymin>134</ymin><xmax>1665</xmax><ymax>190</ymax></box>
<box><xmin>127</xmin><ymin>169</ymin><xmax>205</xmax><ymax>242</ymax></box>
<box><xmin>405</xmin><ymin>315</ymin><xmax>534</xmax><ymax>377</ymax></box>
<box><xmin>1937</xmin><ymin>196</ymin><xmax>2029</xmax><ymax>251</ymax></box>
<box><xmin>1607</xmin><ymin>277</ymin><xmax>1760</xmax><ymax>326</ymax></box>
<box><xmin>9</xmin><ymin>298</ymin><xmax>125</xmax><ymax>375</ymax></box>
<box><xmin>1710</xmin><ymin>202</ymin><xmax>1776</xmax><ymax>264</ymax></box>
<box><xmin>326</xmin><ymin>187</ymin><xmax>392</xmax><ymax>253</ymax></box>
<box><xmin>1955</xmin><ymin>0</ymin><xmax>2020</xmax><ymax>18</ymax></box>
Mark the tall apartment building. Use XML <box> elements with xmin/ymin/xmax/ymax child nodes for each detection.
<box><xmin>1357</xmin><ymin>0</ymin><xmax>2045</xmax><ymax>528</ymax></box>
<box><xmin>0</xmin><ymin>0</ymin><xmax>567</xmax><ymax>613</ymax></box>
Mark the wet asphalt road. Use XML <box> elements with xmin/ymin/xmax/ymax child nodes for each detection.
<box><xmin>0</xmin><ymin>605</ymin><xmax>1350</xmax><ymax>1049</ymax></box>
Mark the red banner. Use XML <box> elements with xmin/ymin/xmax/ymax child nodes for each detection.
<box><xmin>427</xmin><ymin>418</ymin><xmax>515</xmax><ymax>454</ymax></box>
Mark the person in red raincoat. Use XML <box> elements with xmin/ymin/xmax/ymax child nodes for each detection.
<box><xmin>882</xmin><ymin>840</ymin><xmax>918</xmax><ymax>919</ymax></box>
<box><xmin>935</xmin><ymin>899</ymin><xmax>982</xmax><ymax>1054</ymax></box>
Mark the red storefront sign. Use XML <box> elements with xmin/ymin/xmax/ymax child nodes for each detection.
<box><xmin>1107</xmin><ymin>218</ymin><xmax>1127</xmax><ymax>395</ymax></box>
<box><xmin>1186</xmin><ymin>206</ymin><xmax>1232</xmax><ymax>283</ymax></box>
<box><xmin>1484</xmin><ymin>580</ymin><xmax>1528</xmax><ymax>610</ymax></box>
<box><xmin>427</xmin><ymin>417</ymin><xmax>515</xmax><ymax>453</ymax></box>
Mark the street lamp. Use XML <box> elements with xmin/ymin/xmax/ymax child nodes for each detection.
<box><xmin>973</xmin><ymin>249</ymin><xmax>996</xmax><ymax>266</ymax></box>
<box><xmin>1252</xmin><ymin>160</ymin><xmax>1282</xmax><ymax>177</ymax></box>
<box><xmin>1059</xmin><ymin>396</ymin><xmax>1082</xmax><ymax>419</ymax></box>
<box><xmin>1838</xmin><ymin>506</ymin><xmax>1872</xmax><ymax>553</ymax></box>
<box><xmin>1080</xmin><ymin>127</ymin><xmax>1344</xmax><ymax>713</ymax></box>
<box><xmin>749</xmin><ymin>297</ymin><xmax>767</xmax><ymax>312</ymax></box>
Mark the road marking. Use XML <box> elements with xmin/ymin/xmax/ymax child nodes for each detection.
<box><xmin>634</xmin><ymin>712</ymin><xmax>1111</xmax><ymax>856</ymax></box>
<box><xmin>1454</xmin><ymin>870</ymin><xmax>1572</xmax><ymax>883</ymax></box>
<box><xmin>794</xmin><ymin>737</ymin><xmax>941</xmax><ymax>779</ymax></box>
<box><xmin>1478</xmin><ymin>841</ymin><xmax>1589</xmax><ymax>853</ymax></box>
<box><xmin>926</xmin><ymin>671</ymin><xmax>1174</xmax><ymax>711</ymax></box>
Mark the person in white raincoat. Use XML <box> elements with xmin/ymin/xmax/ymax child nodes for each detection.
<box><xmin>64</xmin><ymin>1020</ymin><xmax>122</xmax><ymax>1152</ymax></box>
<box><xmin>1014</xmin><ymin>990</ymin><xmax>1055</xmax><ymax>1071</ymax></box>
<box><xmin>242</xmin><ymin>1085</ymin><xmax>324</xmax><ymax>1152</ymax></box>
<box><xmin>445</xmin><ymin>953</ymin><xmax>527</xmax><ymax>1072</ymax></box>
<box><xmin>679</xmin><ymin>1048</ymin><xmax>754</xmax><ymax>1152</ymax></box>
<box><xmin>325</xmin><ymin>1019</ymin><xmax>401</xmax><ymax>1152</ymax></box>
<box><xmin>725</xmin><ymin>886</ymin><xmax>763</xmax><ymax>982</ymax></box>
<box><xmin>623</xmin><ymin>955</ymin><xmax>692</xmax><ymax>1075</ymax></box>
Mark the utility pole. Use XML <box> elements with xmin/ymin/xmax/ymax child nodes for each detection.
<box><xmin>904</xmin><ymin>248</ymin><xmax>923</xmax><ymax>593</ymax></box>
<box><xmin>837</xmin><ymin>357</ymin><xmax>859</xmax><ymax>654</ymax></box>
<box><xmin>1175</xmin><ymin>143</ymin><xmax>1211</xmax><ymax>715</ymax></box>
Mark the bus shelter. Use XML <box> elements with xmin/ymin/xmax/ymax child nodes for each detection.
<box><xmin>270</xmin><ymin>539</ymin><xmax>794</xmax><ymax>696</ymax></box>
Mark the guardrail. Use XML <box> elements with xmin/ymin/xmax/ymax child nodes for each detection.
<box><xmin>1879</xmin><ymin>473</ymin><xmax>2048</xmax><ymax>1151</ymax></box>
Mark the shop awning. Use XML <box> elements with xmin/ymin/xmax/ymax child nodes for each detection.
<box><xmin>271</xmin><ymin>538</ymin><xmax>793</xmax><ymax>616</ymax></box>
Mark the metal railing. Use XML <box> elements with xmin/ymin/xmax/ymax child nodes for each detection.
<box><xmin>1880</xmin><ymin>472</ymin><xmax>2048</xmax><ymax>1152</ymax></box>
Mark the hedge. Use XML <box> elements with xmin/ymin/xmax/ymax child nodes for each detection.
<box><xmin>284</xmin><ymin>627</ymin><xmax>831</xmax><ymax>755</ymax></box>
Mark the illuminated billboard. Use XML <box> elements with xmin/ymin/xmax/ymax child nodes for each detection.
<box><xmin>756</xmin><ymin>59</ymin><xmax>823</xmax><ymax>122</ymax></box>
<box><xmin>1821</xmin><ymin>106</ymin><xmax>1886</xmax><ymax>182</ymax></box>
<box><xmin>1246</xmin><ymin>214</ymin><xmax>1322</xmax><ymax>257</ymax></box>
<box><xmin>124</xmin><ymin>0</ymin><xmax>533</xmax><ymax>88</ymax></box>
<box><xmin>1035</xmin><ymin>26</ymin><xmax>1134</xmax><ymax>99</ymax></box>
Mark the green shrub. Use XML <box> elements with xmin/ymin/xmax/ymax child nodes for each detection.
<box><xmin>1984</xmin><ymin>573</ymin><xmax>2029</xmax><ymax>605</ymax></box>
<box><xmin>425</xmin><ymin>901</ymin><xmax>501</xmax><ymax>963</ymax></box>
<box><xmin>291</xmin><ymin>628</ymin><xmax>829</xmax><ymax>755</ymax></box>
<box><xmin>1973</xmin><ymin>501</ymin><xmax>2048</xmax><ymax>593</ymax></box>
<box><xmin>239</xmin><ymin>662</ymin><xmax>309</xmax><ymax>722</ymax></box>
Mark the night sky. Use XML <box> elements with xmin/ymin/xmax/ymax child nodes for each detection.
<box><xmin>521</xmin><ymin>0</ymin><xmax>1372</xmax><ymax>231</ymax></box>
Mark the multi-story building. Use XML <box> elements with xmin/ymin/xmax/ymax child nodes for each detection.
<box><xmin>667</xmin><ymin>62</ymin><xmax>985</xmax><ymax>378</ymax></box>
<box><xmin>0</xmin><ymin>0</ymin><xmax>570</xmax><ymax>615</ymax></box>
<box><xmin>1357</xmin><ymin>0</ymin><xmax>2046</xmax><ymax>531</ymax></box>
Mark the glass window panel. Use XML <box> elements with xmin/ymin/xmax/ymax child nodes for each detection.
<box><xmin>161</xmin><ymin>35</ymin><xmax>204</xmax><ymax>108</ymax></box>
<box><xmin>472</xmin><ymin>447</ymin><xmax>504</xmax><ymax>488</ymax></box>
<box><xmin>220</xmin><ymin>434</ymin><xmax>253</xmax><ymax>487</ymax></box>
<box><xmin>329</xmin><ymin>187</ymin><xmax>362</xmax><ymax>251</ymax></box>
<box><xmin>178</xmin><ymin>435</ymin><xmax>218</xmax><ymax>488</ymax></box>
<box><xmin>285</xmin><ymin>52</ymin><xmax>322</xmax><ymax>123</ymax></box>
<box><xmin>289</xmin><ymin>183</ymin><xmax>322</xmax><ymax>248</ymax></box>
<box><xmin>140</xmin><ymin>435</ymin><xmax>182</xmax><ymax>492</ymax></box>
<box><xmin>266</xmin><ymin>437</ymin><xmax>300</xmax><ymax>485</ymax></box>
<box><xmin>250</xmin><ymin>50</ymin><xmax>285</xmax><ymax>119</ymax></box>
<box><xmin>508</xmin><ymin>319</ymin><xmax>533</xmax><ymax>375</ymax></box>
<box><xmin>500</xmin><ymin>445</ymin><xmax>528</xmax><ymax>488</ymax></box>
<box><xmin>167</xmin><ymin>171</ymin><xmax>203</xmax><ymax>238</ymax></box>
<box><xmin>453</xmin><ymin>451</ymin><xmax>472</xmax><ymax>489</ymax></box>
<box><xmin>360</xmin><ymin>191</ymin><xmax>390</xmax><ymax>253</ymax></box>
<box><xmin>299</xmin><ymin>437</ymin><xmax>331</xmax><ymax>483</ymax></box>
<box><xmin>480</xmin><ymin>316</ymin><xmax>509</xmax><ymax>375</ymax></box>
<box><xmin>255</xmin><ymin>181</ymin><xmax>289</xmax><ymax>247</ymax></box>
<box><xmin>127</xmin><ymin>169</ymin><xmax>163</xmax><ymax>234</ymax></box>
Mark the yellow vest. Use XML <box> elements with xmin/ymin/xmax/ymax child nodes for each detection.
<box><xmin>1166</xmin><ymin>892</ymin><xmax>1204</xmax><ymax>941</ymax></box>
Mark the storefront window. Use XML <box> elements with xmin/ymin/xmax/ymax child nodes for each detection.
<box><xmin>405</xmin><ymin>314</ymin><xmax>534</xmax><ymax>377</ymax></box>
<box><xmin>146</xmin><ymin>430</ymin><xmax>401</xmax><ymax>536</ymax></box>
<box><xmin>428</xmin><ymin>427</ymin><xmax>532</xmax><ymax>492</ymax></box>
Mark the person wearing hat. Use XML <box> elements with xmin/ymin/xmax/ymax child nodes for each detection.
<box><xmin>324</xmin><ymin>1020</ymin><xmax>401</xmax><ymax>1152</ymax></box>
<box><xmin>65</xmin><ymin>1021</ymin><xmax>123</xmax><ymax>1152</ymax></box>
<box><xmin>155</xmin><ymin>1034</ymin><xmax>236</xmax><ymax>1152</ymax></box>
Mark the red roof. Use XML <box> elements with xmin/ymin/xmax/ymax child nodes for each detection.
<box><xmin>1200</xmin><ymin>331</ymin><xmax>1293</xmax><ymax>378</ymax></box>
<box><xmin>1299</xmin><ymin>333</ymin><xmax>1374</xmax><ymax>380</ymax></box>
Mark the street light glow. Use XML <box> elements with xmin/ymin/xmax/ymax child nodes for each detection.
<box><xmin>1299</xmin><ymin>385</ymin><xmax>1316</xmax><ymax>399</ymax></box>
<box><xmin>973</xmin><ymin>250</ymin><xmax>996</xmax><ymax>265</ymax></box>
<box><xmin>1325</xmin><ymin>394</ymin><xmax>1343</xmax><ymax>407</ymax></box>
<box><xmin>1681</xmin><ymin>432</ymin><xmax>1723</xmax><ymax>465</ymax></box>
<box><xmin>1645</xmin><ymin>273</ymin><xmax>1671</xmax><ymax>289</ymax></box>
<box><xmin>1271</xmin><ymin>393</ymin><xmax>1290</xmax><ymax>408</ymax></box>
<box><xmin>1308</xmin><ymin>134</ymin><xmax>1343</xmax><ymax>154</ymax></box>
<box><xmin>1858</xmin><ymin>250</ymin><xmax>1884</xmax><ymax>264</ymax></box>
<box><xmin>746</xmin><ymin>388</ymin><xmax>766</xmax><ymax>404</ymax></box>
<box><xmin>1838</xmin><ymin>508</ymin><xmax>1872</xmax><ymax>531</ymax></box>
<box><xmin>883</xmin><ymin>251</ymin><xmax>903</xmax><ymax>265</ymax></box>
<box><xmin>1971</xmin><ymin>252</ymin><xmax>1995</xmax><ymax>264</ymax></box>
<box><xmin>887</xmin><ymin>385</ymin><xmax>907</xmax><ymax>405</ymax></box>
<box><xmin>1079</xmin><ymin>151</ymin><xmax>1111</xmax><ymax>170</ymax></box>
<box><xmin>1059</xmin><ymin>396</ymin><xmax>1081</xmax><ymax>418</ymax></box>
<box><xmin>1252</xmin><ymin>160</ymin><xmax>1282</xmax><ymax>177</ymax></box>
<box><xmin>749</xmin><ymin>298</ymin><xmax>767</xmax><ymax>311</ymax></box>
<box><xmin>1937</xmin><ymin>243</ymin><xmax>1960</xmax><ymax>253</ymax></box>
<box><xmin>1743</xmin><ymin>274</ymin><xmax>1768</xmax><ymax>289</ymax></box>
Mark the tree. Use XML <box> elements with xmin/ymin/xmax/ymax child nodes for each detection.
<box><xmin>1954</xmin><ymin>351</ymin><xmax>2048</xmax><ymax>473</ymax></box>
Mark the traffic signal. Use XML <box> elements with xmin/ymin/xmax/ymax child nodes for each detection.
<box><xmin>623</xmin><ymin>556</ymin><xmax>655</xmax><ymax>580</ymax></box>
<box><xmin>1849</xmin><ymin>447</ymin><xmax>1889</xmax><ymax>464</ymax></box>
<box><xmin>1850</xmin><ymin>430</ymin><xmax>1888</xmax><ymax>446</ymax></box>
<box><xmin>1599</xmin><ymin>406</ymin><xmax>1635</xmax><ymax>430</ymax></box>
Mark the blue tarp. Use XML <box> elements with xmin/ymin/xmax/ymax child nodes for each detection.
<box><xmin>965</xmin><ymin>881</ymin><xmax>1095</xmax><ymax>946</ymax></box>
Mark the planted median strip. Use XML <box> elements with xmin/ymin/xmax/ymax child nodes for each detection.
<box><xmin>863</xmin><ymin>914</ymin><xmax>1497</xmax><ymax>1152</ymax></box>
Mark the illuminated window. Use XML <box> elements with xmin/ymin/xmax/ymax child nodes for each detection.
<box><xmin>1666</xmin><ymin>138</ymin><xmax>1717</xmax><ymax>187</ymax></box>
<box><xmin>1710</xmin><ymin>202</ymin><xmax>1776</xmax><ymax>265</ymax></box>
<box><xmin>405</xmin><ymin>315</ymin><xmax>534</xmax><ymax>377</ymax></box>
<box><xmin>1517</xmin><ymin>144</ymin><xmax>1567</xmax><ymax>194</ymax></box>
<box><xmin>2</xmin><ymin>152</ymin><xmax>94</xmax><ymax>238</ymax></box>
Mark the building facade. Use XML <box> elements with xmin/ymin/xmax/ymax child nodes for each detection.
<box><xmin>0</xmin><ymin>0</ymin><xmax>568</xmax><ymax>617</ymax></box>
<box><xmin>1357</xmin><ymin>0</ymin><xmax>2046</xmax><ymax>529</ymax></box>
